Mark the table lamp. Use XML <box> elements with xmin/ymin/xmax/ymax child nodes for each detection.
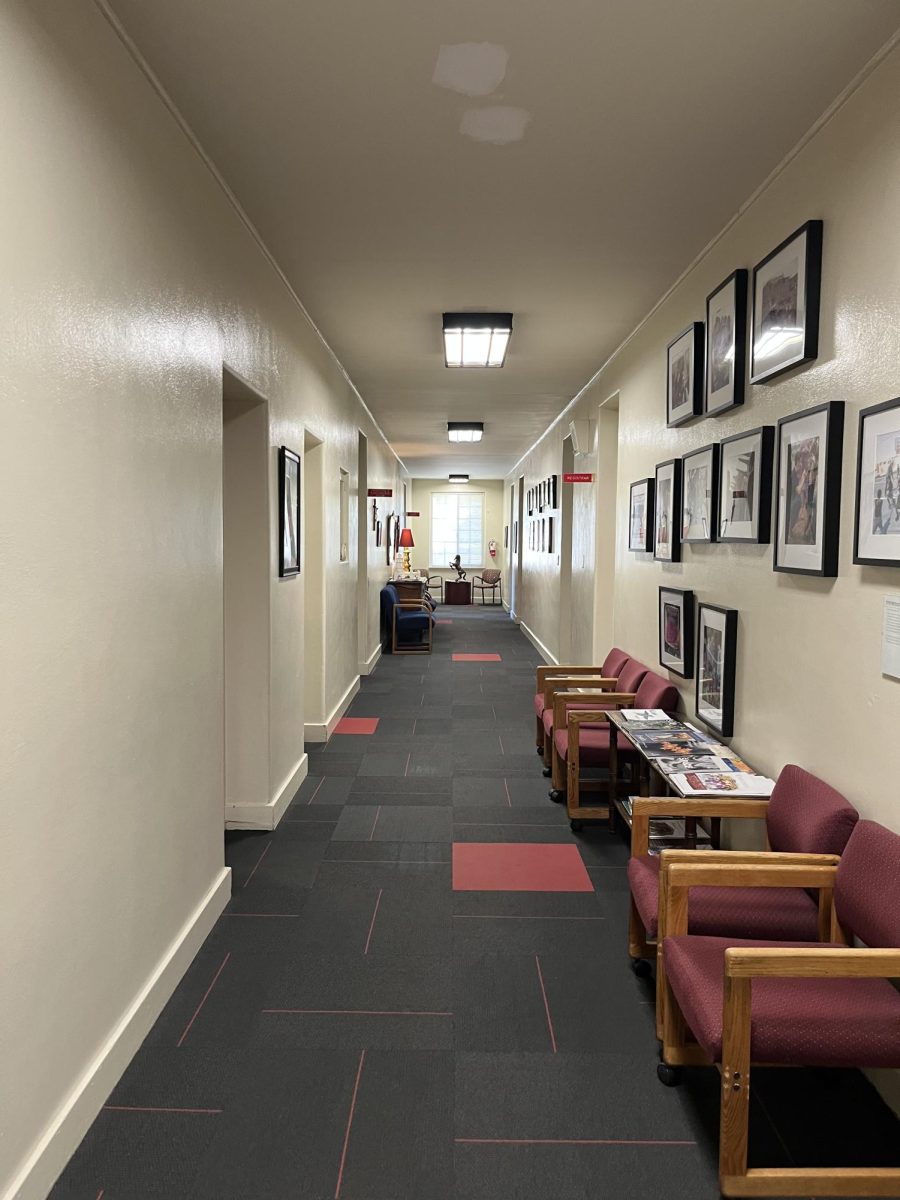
<box><xmin>398</xmin><ymin>527</ymin><xmax>414</xmax><ymax>572</ymax></box>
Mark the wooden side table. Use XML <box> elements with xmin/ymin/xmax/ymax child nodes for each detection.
<box><xmin>444</xmin><ymin>580</ymin><xmax>471</xmax><ymax>605</ymax></box>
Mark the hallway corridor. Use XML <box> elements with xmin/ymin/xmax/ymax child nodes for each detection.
<box><xmin>50</xmin><ymin>611</ymin><xmax>900</xmax><ymax>1199</ymax></box>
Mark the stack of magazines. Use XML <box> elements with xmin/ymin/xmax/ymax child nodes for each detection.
<box><xmin>619</xmin><ymin>714</ymin><xmax>776</xmax><ymax>797</ymax></box>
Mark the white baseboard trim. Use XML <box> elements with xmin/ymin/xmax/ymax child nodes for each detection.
<box><xmin>358</xmin><ymin>643</ymin><xmax>382</xmax><ymax>676</ymax></box>
<box><xmin>7</xmin><ymin>867</ymin><xmax>231</xmax><ymax>1200</ymax></box>
<box><xmin>225</xmin><ymin>753</ymin><xmax>308</xmax><ymax>830</ymax></box>
<box><xmin>304</xmin><ymin>675</ymin><xmax>361</xmax><ymax>743</ymax></box>
<box><xmin>520</xmin><ymin>620</ymin><xmax>558</xmax><ymax>665</ymax></box>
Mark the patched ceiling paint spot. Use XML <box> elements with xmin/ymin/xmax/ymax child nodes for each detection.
<box><xmin>433</xmin><ymin>43</ymin><xmax>508</xmax><ymax>96</ymax></box>
<box><xmin>459</xmin><ymin>106</ymin><xmax>531</xmax><ymax>145</ymax></box>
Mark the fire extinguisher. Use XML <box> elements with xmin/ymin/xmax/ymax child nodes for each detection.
<box><xmin>488</xmin><ymin>539</ymin><xmax>497</xmax><ymax>558</ymax></box>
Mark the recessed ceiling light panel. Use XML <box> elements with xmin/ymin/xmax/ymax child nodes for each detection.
<box><xmin>442</xmin><ymin>313</ymin><xmax>512</xmax><ymax>368</ymax></box>
<box><xmin>448</xmin><ymin>473</ymin><xmax>469</xmax><ymax>483</ymax></box>
<box><xmin>448</xmin><ymin>421</ymin><xmax>484</xmax><ymax>443</ymax></box>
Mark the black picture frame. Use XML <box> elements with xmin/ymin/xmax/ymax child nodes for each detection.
<box><xmin>695</xmin><ymin>603</ymin><xmax>738</xmax><ymax>737</ymax></box>
<box><xmin>628</xmin><ymin>478</ymin><xmax>655</xmax><ymax>553</ymax></box>
<box><xmin>853</xmin><ymin>395</ymin><xmax>900</xmax><ymax>567</ymax></box>
<box><xmin>654</xmin><ymin>458</ymin><xmax>682</xmax><ymax>563</ymax></box>
<box><xmin>375</xmin><ymin>520</ymin><xmax>382</xmax><ymax>547</ymax></box>
<box><xmin>550</xmin><ymin>475</ymin><xmax>558</xmax><ymax>508</ymax></box>
<box><xmin>504</xmin><ymin>525</ymin><xmax>509</xmax><ymax>548</ymax></box>
<box><xmin>717</xmin><ymin>425</ymin><xmax>774</xmax><ymax>544</ymax></box>
<box><xmin>681</xmin><ymin>442</ymin><xmax>720</xmax><ymax>545</ymax></box>
<box><xmin>385</xmin><ymin>514</ymin><xmax>394</xmax><ymax>565</ymax></box>
<box><xmin>705</xmin><ymin>268</ymin><xmax>748</xmax><ymax>416</ymax></box>
<box><xmin>548</xmin><ymin>516</ymin><xmax>554</xmax><ymax>554</ymax></box>
<box><xmin>750</xmin><ymin>219</ymin><xmax>823</xmax><ymax>384</ymax></box>
<box><xmin>658</xmin><ymin>586</ymin><xmax>695</xmax><ymax>679</ymax></box>
<box><xmin>278</xmin><ymin>446</ymin><xmax>301</xmax><ymax>578</ymax></box>
<box><xmin>666</xmin><ymin>322</ymin><xmax>704</xmax><ymax>427</ymax></box>
<box><xmin>774</xmin><ymin>401</ymin><xmax>844</xmax><ymax>577</ymax></box>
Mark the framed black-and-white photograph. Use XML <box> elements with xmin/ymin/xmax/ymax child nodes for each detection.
<box><xmin>375</xmin><ymin>519</ymin><xmax>382</xmax><ymax>548</ymax></box>
<box><xmin>774</xmin><ymin>401</ymin><xmax>844</xmax><ymax>577</ymax></box>
<box><xmin>541</xmin><ymin>518</ymin><xmax>547</xmax><ymax>552</ymax></box>
<box><xmin>718</xmin><ymin>426</ymin><xmax>774</xmax><ymax>543</ymax></box>
<box><xmin>695</xmin><ymin>603</ymin><xmax>737</xmax><ymax>737</ymax></box>
<box><xmin>705</xmin><ymin>269</ymin><xmax>748</xmax><ymax>415</ymax></box>
<box><xmin>681</xmin><ymin>443</ymin><xmax>719</xmax><ymax>544</ymax></box>
<box><xmin>548</xmin><ymin>516</ymin><xmax>554</xmax><ymax>554</ymax></box>
<box><xmin>550</xmin><ymin>475</ymin><xmax>558</xmax><ymax>508</ymax></box>
<box><xmin>666</xmin><ymin>323</ymin><xmax>704</xmax><ymax>427</ymax></box>
<box><xmin>628</xmin><ymin>478</ymin><xmax>655</xmax><ymax>553</ymax></box>
<box><xmin>659</xmin><ymin>586</ymin><xmax>695</xmax><ymax>678</ymax></box>
<box><xmin>854</xmin><ymin>396</ymin><xmax>900</xmax><ymax>567</ymax></box>
<box><xmin>654</xmin><ymin>459</ymin><xmax>682</xmax><ymax>562</ymax></box>
<box><xmin>750</xmin><ymin>220</ymin><xmax>823</xmax><ymax>384</ymax></box>
<box><xmin>278</xmin><ymin>446</ymin><xmax>301</xmax><ymax>577</ymax></box>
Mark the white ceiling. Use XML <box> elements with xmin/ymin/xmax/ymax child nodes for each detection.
<box><xmin>107</xmin><ymin>0</ymin><xmax>900</xmax><ymax>477</ymax></box>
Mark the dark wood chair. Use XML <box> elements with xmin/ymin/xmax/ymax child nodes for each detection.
<box><xmin>425</xmin><ymin>574</ymin><xmax>443</xmax><ymax>601</ymax></box>
<box><xmin>657</xmin><ymin>819</ymin><xmax>900</xmax><ymax>1197</ymax></box>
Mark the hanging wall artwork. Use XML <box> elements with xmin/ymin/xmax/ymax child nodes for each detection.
<box><xmin>750</xmin><ymin>220</ymin><xmax>823</xmax><ymax>383</ymax></box>
<box><xmin>774</xmin><ymin>401</ymin><xmax>844</xmax><ymax>577</ymax></box>
<box><xmin>654</xmin><ymin>459</ymin><xmax>682</xmax><ymax>563</ymax></box>
<box><xmin>666</xmin><ymin>322</ymin><xmax>704</xmax><ymax>427</ymax></box>
<box><xmin>696</xmin><ymin>603</ymin><xmax>738</xmax><ymax>737</ymax></box>
<box><xmin>658</xmin><ymin>586</ymin><xmax>695</xmax><ymax>678</ymax></box>
<box><xmin>628</xmin><ymin>478</ymin><xmax>655</xmax><ymax>553</ymax></box>
<box><xmin>705</xmin><ymin>269</ymin><xmax>748</xmax><ymax>415</ymax></box>
<box><xmin>853</xmin><ymin>395</ymin><xmax>900</xmax><ymax>567</ymax></box>
<box><xmin>718</xmin><ymin>426</ymin><xmax>774</xmax><ymax>544</ymax></box>
<box><xmin>681</xmin><ymin>443</ymin><xmax>719</xmax><ymax>544</ymax></box>
<box><xmin>278</xmin><ymin>446</ymin><xmax>301</xmax><ymax>578</ymax></box>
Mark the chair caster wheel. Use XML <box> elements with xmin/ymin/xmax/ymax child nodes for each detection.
<box><xmin>631</xmin><ymin>958</ymin><xmax>652</xmax><ymax>979</ymax></box>
<box><xmin>542</xmin><ymin>766</ymin><xmax>552</xmax><ymax>777</ymax></box>
<box><xmin>570</xmin><ymin>820</ymin><xmax>583</xmax><ymax>832</ymax></box>
<box><xmin>536</xmin><ymin>745</ymin><xmax>544</xmax><ymax>755</ymax></box>
<box><xmin>656</xmin><ymin>1063</ymin><xmax>682</xmax><ymax>1087</ymax></box>
<box><xmin>549</xmin><ymin>789</ymin><xmax>565</xmax><ymax>804</ymax></box>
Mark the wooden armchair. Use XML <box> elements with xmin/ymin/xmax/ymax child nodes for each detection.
<box><xmin>656</xmin><ymin>819</ymin><xmax>900</xmax><ymax>1197</ymax></box>
<box><xmin>628</xmin><ymin>765</ymin><xmax>857</xmax><ymax>964</ymax></box>
<box><xmin>425</xmin><ymin>574</ymin><xmax>443</xmax><ymax>601</ymax></box>
<box><xmin>538</xmin><ymin>655</ymin><xmax>647</xmax><ymax>771</ymax></box>
<box><xmin>532</xmin><ymin>649</ymin><xmax>630</xmax><ymax>754</ymax></box>
<box><xmin>534</xmin><ymin>668</ymin><xmax>620</xmax><ymax>768</ymax></box>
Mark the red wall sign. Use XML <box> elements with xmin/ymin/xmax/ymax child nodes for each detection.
<box><xmin>367</xmin><ymin>488</ymin><xmax>393</xmax><ymax>497</ymax></box>
<box><xmin>406</xmin><ymin>511</ymin><xmax>420</xmax><ymax>517</ymax></box>
<box><xmin>563</xmin><ymin>472</ymin><xmax>593</xmax><ymax>483</ymax></box>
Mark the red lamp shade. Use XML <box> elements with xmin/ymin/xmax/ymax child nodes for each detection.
<box><xmin>398</xmin><ymin>528</ymin><xmax>415</xmax><ymax>548</ymax></box>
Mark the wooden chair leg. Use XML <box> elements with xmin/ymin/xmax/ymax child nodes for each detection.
<box><xmin>660</xmin><ymin>944</ymin><xmax>687</xmax><ymax>1061</ymax></box>
<box><xmin>535</xmin><ymin>713</ymin><xmax>544</xmax><ymax>751</ymax></box>
<box><xmin>628</xmin><ymin>895</ymin><xmax>650</xmax><ymax>960</ymax></box>
<box><xmin>551</xmin><ymin>737</ymin><xmax>566</xmax><ymax>792</ymax></box>
<box><xmin>719</xmin><ymin>975</ymin><xmax>752</xmax><ymax>1191</ymax></box>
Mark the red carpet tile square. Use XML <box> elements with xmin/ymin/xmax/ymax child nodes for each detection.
<box><xmin>334</xmin><ymin>717</ymin><xmax>380</xmax><ymax>735</ymax></box>
<box><xmin>452</xmin><ymin>653</ymin><xmax>502</xmax><ymax>662</ymax></box>
<box><xmin>452</xmin><ymin>843</ymin><xmax>593</xmax><ymax>892</ymax></box>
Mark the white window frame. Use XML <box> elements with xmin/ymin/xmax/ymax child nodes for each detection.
<box><xmin>429</xmin><ymin>489</ymin><xmax>485</xmax><ymax>568</ymax></box>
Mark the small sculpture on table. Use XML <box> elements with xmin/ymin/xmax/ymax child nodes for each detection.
<box><xmin>449</xmin><ymin>555</ymin><xmax>467</xmax><ymax>581</ymax></box>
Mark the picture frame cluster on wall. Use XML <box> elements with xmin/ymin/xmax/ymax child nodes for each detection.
<box><xmin>527</xmin><ymin>515</ymin><xmax>554</xmax><ymax>554</ymax></box>
<box><xmin>526</xmin><ymin>475</ymin><xmax>559</xmax><ymax>516</ymax></box>
<box><xmin>656</xmin><ymin>587</ymin><xmax>737</xmax><ymax>736</ymax></box>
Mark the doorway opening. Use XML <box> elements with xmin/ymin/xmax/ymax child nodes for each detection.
<box><xmin>511</xmin><ymin>475</ymin><xmax>525</xmax><ymax>621</ymax></box>
<box><xmin>593</xmin><ymin>394</ymin><xmax>620</xmax><ymax>660</ymax></box>
<box><xmin>559</xmin><ymin>435</ymin><xmax>575</xmax><ymax>660</ymax></box>
<box><xmin>356</xmin><ymin>431</ymin><xmax>370</xmax><ymax>672</ymax></box>
<box><xmin>303</xmin><ymin>429</ymin><xmax>326</xmax><ymax>737</ymax></box>
<box><xmin>222</xmin><ymin>367</ymin><xmax>270</xmax><ymax>825</ymax></box>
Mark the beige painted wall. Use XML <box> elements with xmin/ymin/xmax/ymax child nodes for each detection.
<box><xmin>408</xmin><ymin>478</ymin><xmax>506</xmax><ymax>582</ymax></box>
<box><xmin>0</xmin><ymin>1</ymin><xmax>404</xmax><ymax>1195</ymax></box>
<box><xmin>508</xmin><ymin>42</ymin><xmax>900</xmax><ymax>833</ymax></box>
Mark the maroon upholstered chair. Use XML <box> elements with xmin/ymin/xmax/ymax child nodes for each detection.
<box><xmin>532</xmin><ymin>647</ymin><xmax>632</xmax><ymax>762</ymax></box>
<box><xmin>541</xmin><ymin>656</ymin><xmax>648</xmax><ymax>769</ymax></box>
<box><xmin>657</xmin><ymin>819</ymin><xmax>900</xmax><ymax>1197</ymax></box>
<box><xmin>551</xmin><ymin>671</ymin><xmax>679</xmax><ymax>831</ymax></box>
<box><xmin>627</xmin><ymin>764</ymin><xmax>859</xmax><ymax>973</ymax></box>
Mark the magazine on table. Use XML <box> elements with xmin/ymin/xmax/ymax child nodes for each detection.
<box><xmin>626</xmin><ymin>730</ymin><xmax>718</xmax><ymax>757</ymax></box>
<box><xmin>652</xmin><ymin>753</ymin><xmax>746</xmax><ymax>774</ymax></box>
<box><xmin>620</xmin><ymin>708</ymin><xmax>675</xmax><ymax>723</ymax></box>
<box><xmin>668</xmin><ymin>771</ymin><xmax>776</xmax><ymax>796</ymax></box>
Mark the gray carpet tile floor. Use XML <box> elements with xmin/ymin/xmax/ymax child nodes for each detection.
<box><xmin>50</xmin><ymin>607</ymin><xmax>900</xmax><ymax>1199</ymax></box>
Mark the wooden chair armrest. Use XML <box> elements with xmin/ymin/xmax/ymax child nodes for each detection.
<box><xmin>724</xmin><ymin>946</ymin><xmax>900</xmax><ymax>979</ymax></box>
<box><xmin>536</xmin><ymin>664</ymin><xmax>605</xmax><ymax>688</ymax></box>
<box><xmin>393</xmin><ymin>600</ymin><xmax>432</xmax><ymax>612</ymax></box>
<box><xmin>666</xmin><ymin>861</ymin><xmax>838</xmax><ymax>890</ymax></box>
<box><xmin>630</xmin><ymin>799</ymin><xmax>769</xmax><ymax>856</ymax></box>
<box><xmin>543</xmin><ymin>676</ymin><xmax>617</xmax><ymax>705</ymax></box>
<box><xmin>658</xmin><ymin>848</ymin><xmax>834</xmax><ymax>866</ymax></box>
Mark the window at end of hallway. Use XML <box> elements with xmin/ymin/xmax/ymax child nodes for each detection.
<box><xmin>430</xmin><ymin>490</ymin><xmax>484</xmax><ymax>567</ymax></box>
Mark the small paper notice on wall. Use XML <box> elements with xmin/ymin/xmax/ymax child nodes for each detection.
<box><xmin>882</xmin><ymin>594</ymin><xmax>900</xmax><ymax>680</ymax></box>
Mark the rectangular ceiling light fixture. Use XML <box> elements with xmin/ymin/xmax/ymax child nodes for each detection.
<box><xmin>443</xmin><ymin>312</ymin><xmax>512</xmax><ymax>367</ymax></box>
<box><xmin>448</xmin><ymin>473</ymin><xmax>469</xmax><ymax>483</ymax></box>
<box><xmin>447</xmin><ymin>421</ymin><xmax>484</xmax><ymax>443</ymax></box>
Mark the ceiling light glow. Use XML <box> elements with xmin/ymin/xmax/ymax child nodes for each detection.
<box><xmin>443</xmin><ymin>312</ymin><xmax>512</xmax><ymax>368</ymax></box>
<box><xmin>448</xmin><ymin>422</ymin><xmax>484</xmax><ymax>443</ymax></box>
<box><xmin>448</xmin><ymin>473</ymin><xmax>469</xmax><ymax>483</ymax></box>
